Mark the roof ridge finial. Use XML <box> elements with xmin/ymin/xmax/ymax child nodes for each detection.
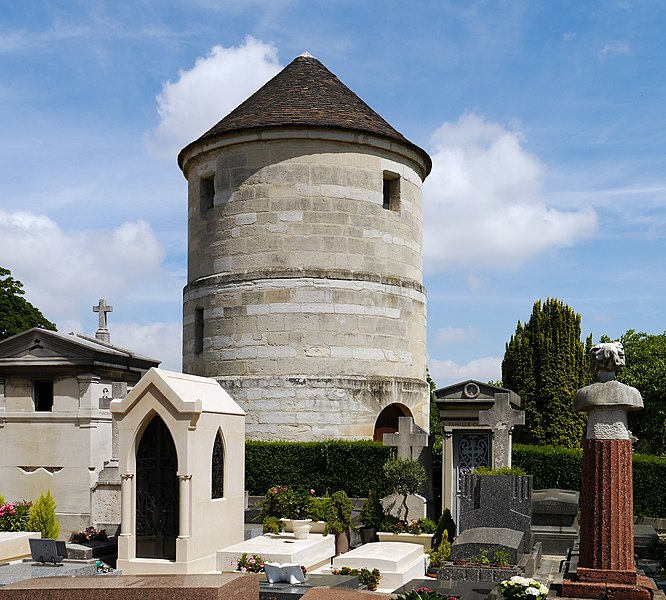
<box><xmin>299</xmin><ymin>51</ymin><xmax>316</xmax><ymax>59</ymax></box>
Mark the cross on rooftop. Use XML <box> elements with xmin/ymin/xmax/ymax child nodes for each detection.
<box><xmin>479</xmin><ymin>393</ymin><xmax>525</xmax><ymax>469</ymax></box>
<box><xmin>93</xmin><ymin>299</ymin><xmax>113</xmax><ymax>343</ymax></box>
<box><xmin>383</xmin><ymin>416</ymin><xmax>428</xmax><ymax>460</ymax></box>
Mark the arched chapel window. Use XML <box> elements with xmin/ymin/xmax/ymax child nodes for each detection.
<box><xmin>211</xmin><ymin>430</ymin><xmax>224</xmax><ymax>499</ymax></box>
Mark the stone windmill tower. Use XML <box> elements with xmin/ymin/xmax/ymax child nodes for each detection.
<box><xmin>178</xmin><ymin>53</ymin><xmax>431</xmax><ymax>441</ymax></box>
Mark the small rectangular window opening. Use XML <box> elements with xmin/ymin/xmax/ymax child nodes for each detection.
<box><xmin>34</xmin><ymin>380</ymin><xmax>54</xmax><ymax>412</ymax></box>
<box><xmin>194</xmin><ymin>308</ymin><xmax>204</xmax><ymax>355</ymax></box>
<box><xmin>382</xmin><ymin>172</ymin><xmax>400</xmax><ymax>211</ymax></box>
<box><xmin>200</xmin><ymin>174</ymin><xmax>215</xmax><ymax>212</ymax></box>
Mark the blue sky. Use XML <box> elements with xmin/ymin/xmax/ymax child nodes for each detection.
<box><xmin>1</xmin><ymin>1</ymin><xmax>664</xmax><ymax>386</ymax></box>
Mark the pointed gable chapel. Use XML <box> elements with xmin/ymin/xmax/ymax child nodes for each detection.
<box><xmin>180</xmin><ymin>53</ymin><xmax>431</xmax><ymax>441</ymax></box>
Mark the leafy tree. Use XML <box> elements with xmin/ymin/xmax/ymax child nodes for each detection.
<box><xmin>383</xmin><ymin>457</ymin><xmax>426</xmax><ymax>521</ymax></box>
<box><xmin>608</xmin><ymin>330</ymin><xmax>666</xmax><ymax>456</ymax></box>
<box><xmin>0</xmin><ymin>268</ymin><xmax>56</xmax><ymax>340</ymax></box>
<box><xmin>501</xmin><ymin>298</ymin><xmax>592</xmax><ymax>448</ymax></box>
<box><xmin>27</xmin><ymin>490</ymin><xmax>59</xmax><ymax>539</ymax></box>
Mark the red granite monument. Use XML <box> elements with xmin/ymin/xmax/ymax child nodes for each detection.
<box><xmin>561</xmin><ymin>342</ymin><xmax>655</xmax><ymax>599</ymax></box>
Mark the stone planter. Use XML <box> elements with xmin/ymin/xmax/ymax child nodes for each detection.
<box><xmin>281</xmin><ymin>519</ymin><xmax>326</xmax><ymax>535</ymax></box>
<box><xmin>289</xmin><ymin>519</ymin><xmax>312</xmax><ymax>539</ymax></box>
<box><xmin>377</xmin><ymin>531</ymin><xmax>434</xmax><ymax>551</ymax></box>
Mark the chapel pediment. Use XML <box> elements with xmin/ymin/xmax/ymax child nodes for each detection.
<box><xmin>0</xmin><ymin>327</ymin><xmax>159</xmax><ymax>371</ymax></box>
<box><xmin>434</xmin><ymin>379</ymin><xmax>521</xmax><ymax>408</ymax></box>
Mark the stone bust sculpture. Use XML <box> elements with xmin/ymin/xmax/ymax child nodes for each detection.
<box><xmin>574</xmin><ymin>342</ymin><xmax>642</xmax><ymax>440</ymax></box>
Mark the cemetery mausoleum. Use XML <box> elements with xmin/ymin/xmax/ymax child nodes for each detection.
<box><xmin>179</xmin><ymin>53</ymin><xmax>432</xmax><ymax>441</ymax></box>
<box><xmin>0</xmin><ymin>325</ymin><xmax>159</xmax><ymax>538</ymax></box>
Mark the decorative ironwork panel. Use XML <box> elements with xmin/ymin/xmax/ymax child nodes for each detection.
<box><xmin>212</xmin><ymin>430</ymin><xmax>224</xmax><ymax>499</ymax></box>
<box><xmin>456</xmin><ymin>433</ymin><xmax>490</xmax><ymax>487</ymax></box>
<box><xmin>136</xmin><ymin>415</ymin><xmax>179</xmax><ymax>560</ymax></box>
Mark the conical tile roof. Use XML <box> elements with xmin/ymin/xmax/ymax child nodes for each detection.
<box><xmin>178</xmin><ymin>53</ymin><xmax>431</xmax><ymax>175</ymax></box>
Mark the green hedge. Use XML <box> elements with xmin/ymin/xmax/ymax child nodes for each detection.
<box><xmin>245</xmin><ymin>440</ymin><xmax>394</xmax><ymax>497</ymax></box>
<box><xmin>512</xmin><ymin>444</ymin><xmax>666</xmax><ymax>517</ymax></box>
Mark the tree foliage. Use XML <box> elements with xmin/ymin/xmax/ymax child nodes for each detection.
<box><xmin>501</xmin><ymin>298</ymin><xmax>592</xmax><ymax>448</ymax></box>
<box><xmin>0</xmin><ymin>268</ymin><xmax>56</xmax><ymax>340</ymax></box>
<box><xmin>610</xmin><ymin>330</ymin><xmax>666</xmax><ymax>456</ymax></box>
<box><xmin>27</xmin><ymin>490</ymin><xmax>59</xmax><ymax>539</ymax></box>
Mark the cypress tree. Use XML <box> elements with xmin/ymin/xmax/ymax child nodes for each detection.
<box><xmin>502</xmin><ymin>298</ymin><xmax>592</xmax><ymax>448</ymax></box>
<box><xmin>27</xmin><ymin>490</ymin><xmax>59</xmax><ymax>539</ymax></box>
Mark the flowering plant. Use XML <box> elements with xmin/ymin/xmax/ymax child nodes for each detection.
<box><xmin>391</xmin><ymin>587</ymin><xmax>460</xmax><ymax>599</ymax></box>
<box><xmin>498</xmin><ymin>576</ymin><xmax>548</xmax><ymax>599</ymax></box>
<box><xmin>71</xmin><ymin>526</ymin><xmax>108</xmax><ymax>543</ymax></box>
<box><xmin>236</xmin><ymin>552</ymin><xmax>265</xmax><ymax>573</ymax></box>
<box><xmin>0</xmin><ymin>500</ymin><xmax>32</xmax><ymax>532</ymax></box>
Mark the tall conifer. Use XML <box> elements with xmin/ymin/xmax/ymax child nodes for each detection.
<box><xmin>502</xmin><ymin>298</ymin><xmax>592</xmax><ymax>448</ymax></box>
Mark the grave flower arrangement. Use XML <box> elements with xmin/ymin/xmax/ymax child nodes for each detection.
<box><xmin>385</xmin><ymin>517</ymin><xmax>436</xmax><ymax>535</ymax></box>
<box><xmin>235</xmin><ymin>552</ymin><xmax>265</xmax><ymax>573</ymax></box>
<box><xmin>71</xmin><ymin>526</ymin><xmax>108</xmax><ymax>543</ymax></box>
<box><xmin>497</xmin><ymin>576</ymin><xmax>548</xmax><ymax>600</ymax></box>
<box><xmin>0</xmin><ymin>500</ymin><xmax>32</xmax><ymax>532</ymax></box>
<box><xmin>391</xmin><ymin>588</ymin><xmax>460</xmax><ymax>600</ymax></box>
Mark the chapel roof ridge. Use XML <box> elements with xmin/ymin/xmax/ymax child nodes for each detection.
<box><xmin>178</xmin><ymin>53</ymin><xmax>431</xmax><ymax>175</ymax></box>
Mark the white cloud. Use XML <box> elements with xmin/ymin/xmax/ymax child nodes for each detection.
<box><xmin>0</xmin><ymin>209</ymin><xmax>176</xmax><ymax>325</ymax></box>
<box><xmin>423</xmin><ymin>113</ymin><xmax>597</xmax><ymax>271</ymax></box>
<box><xmin>599</xmin><ymin>41</ymin><xmax>630</xmax><ymax>61</ymax></box>
<box><xmin>428</xmin><ymin>355</ymin><xmax>503</xmax><ymax>387</ymax></box>
<box><xmin>145</xmin><ymin>36</ymin><xmax>282</xmax><ymax>159</ymax></box>
<box><xmin>112</xmin><ymin>321</ymin><xmax>182</xmax><ymax>371</ymax></box>
<box><xmin>436</xmin><ymin>326</ymin><xmax>476</xmax><ymax>344</ymax></box>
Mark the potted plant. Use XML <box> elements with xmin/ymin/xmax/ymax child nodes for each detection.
<box><xmin>324</xmin><ymin>490</ymin><xmax>353</xmax><ymax>554</ymax></box>
<box><xmin>359</xmin><ymin>489</ymin><xmax>383</xmax><ymax>544</ymax></box>
<box><xmin>492</xmin><ymin>550</ymin><xmax>510</xmax><ymax>568</ymax></box>
<box><xmin>497</xmin><ymin>576</ymin><xmax>548</xmax><ymax>599</ymax></box>
<box><xmin>472</xmin><ymin>548</ymin><xmax>490</xmax><ymax>566</ymax></box>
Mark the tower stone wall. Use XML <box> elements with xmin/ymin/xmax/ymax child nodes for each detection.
<box><xmin>180</xmin><ymin>55</ymin><xmax>431</xmax><ymax>440</ymax></box>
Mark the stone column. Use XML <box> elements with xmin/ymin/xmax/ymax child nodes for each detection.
<box><xmin>120</xmin><ymin>473</ymin><xmax>133</xmax><ymax>536</ymax></box>
<box><xmin>562</xmin><ymin>342</ymin><xmax>652</xmax><ymax>599</ymax></box>
<box><xmin>178</xmin><ymin>474</ymin><xmax>192</xmax><ymax>539</ymax></box>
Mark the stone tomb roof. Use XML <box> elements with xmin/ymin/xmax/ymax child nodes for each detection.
<box><xmin>178</xmin><ymin>52</ymin><xmax>431</xmax><ymax>175</ymax></box>
<box><xmin>0</xmin><ymin>327</ymin><xmax>159</xmax><ymax>375</ymax></box>
<box><xmin>434</xmin><ymin>379</ymin><xmax>521</xmax><ymax>408</ymax></box>
<box><xmin>111</xmin><ymin>367</ymin><xmax>245</xmax><ymax>417</ymax></box>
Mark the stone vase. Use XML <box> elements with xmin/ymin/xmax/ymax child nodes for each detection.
<box><xmin>334</xmin><ymin>530</ymin><xmax>349</xmax><ymax>555</ymax></box>
<box><xmin>289</xmin><ymin>519</ymin><xmax>312</xmax><ymax>539</ymax></box>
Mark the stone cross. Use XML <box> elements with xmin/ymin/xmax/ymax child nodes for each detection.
<box><xmin>93</xmin><ymin>299</ymin><xmax>113</xmax><ymax>343</ymax></box>
<box><xmin>383</xmin><ymin>416</ymin><xmax>428</xmax><ymax>460</ymax></box>
<box><xmin>479</xmin><ymin>393</ymin><xmax>525</xmax><ymax>469</ymax></box>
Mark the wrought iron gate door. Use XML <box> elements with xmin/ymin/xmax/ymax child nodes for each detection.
<box><xmin>453</xmin><ymin>432</ymin><xmax>491</xmax><ymax>525</ymax></box>
<box><xmin>136</xmin><ymin>416</ymin><xmax>179</xmax><ymax>560</ymax></box>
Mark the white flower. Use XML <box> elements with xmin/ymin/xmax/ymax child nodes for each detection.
<box><xmin>525</xmin><ymin>587</ymin><xmax>540</xmax><ymax>596</ymax></box>
<box><xmin>511</xmin><ymin>576</ymin><xmax>531</xmax><ymax>586</ymax></box>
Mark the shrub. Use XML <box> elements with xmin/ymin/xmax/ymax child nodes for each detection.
<box><xmin>359</xmin><ymin>489</ymin><xmax>384</xmax><ymax>529</ymax></box>
<box><xmin>433</xmin><ymin>508</ymin><xmax>456</xmax><ymax>547</ymax></box>
<box><xmin>332</xmin><ymin>566</ymin><xmax>381</xmax><ymax>591</ymax></box>
<box><xmin>27</xmin><ymin>490</ymin><xmax>59</xmax><ymax>539</ymax></box>
<box><xmin>0</xmin><ymin>500</ymin><xmax>32</xmax><ymax>532</ymax></box>
<box><xmin>262</xmin><ymin>516</ymin><xmax>283</xmax><ymax>535</ymax></box>
<box><xmin>472</xmin><ymin>466</ymin><xmax>527</xmax><ymax>476</ymax></box>
<box><xmin>235</xmin><ymin>552</ymin><xmax>265</xmax><ymax>573</ymax></box>
<box><xmin>512</xmin><ymin>444</ymin><xmax>666</xmax><ymax>518</ymax></box>
<box><xmin>427</xmin><ymin>531</ymin><xmax>451</xmax><ymax>568</ymax></box>
<box><xmin>324</xmin><ymin>490</ymin><xmax>353</xmax><ymax>535</ymax></box>
<box><xmin>245</xmin><ymin>440</ymin><xmax>394</xmax><ymax>497</ymax></box>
